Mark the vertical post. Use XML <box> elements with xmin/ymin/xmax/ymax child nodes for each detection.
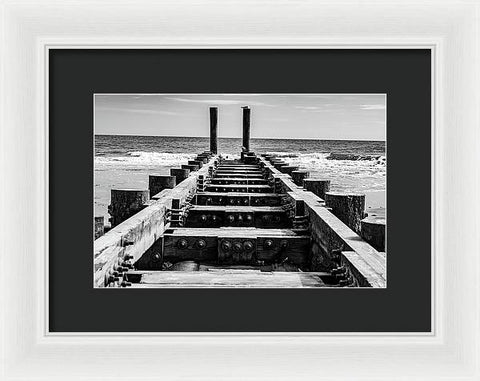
<box><xmin>94</xmin><ymin>216</ymin><xmax>105</xmax><ymax>239</ymax></box>
<box><xmin>361</xmin><ymin>216</ymin><xmax>386</xmax><ymax>252</ymax></box>
<box><xmin>108</xmin><ymin>189</ymin><xmax>149</xmax><ymax>227</ymax></box>
<box><xmin>209</xmin><ymin>107</ymin><xmax>218</xmax><ymax>154</ymax></box>
<box><xmin>304</xmin><ymin>179</ymin><xmax>331</xmax><ymax>200</ymax></box>
<box><xmin>242</xmin><ymin>106</ymin><xmax>251</xmax><ymax>152</ymax></box>
<box><xmin>170</xmin><ymin>168</ymin><xmax>190</xmax><ymax>184</ymax></box>
<box><xmin>324</xmin><ymin>192</ymin><xmax>366</xmax><ymax>235</ymax></box>
<box><xmin>149</xmin><ymin>175</ymin><xmax>176</xmax><ymax>199</ymax></box>
<box><xmin>291</xmin><ymin>170</ymin><xmax>310</xmax><ymax>186</ymax></box>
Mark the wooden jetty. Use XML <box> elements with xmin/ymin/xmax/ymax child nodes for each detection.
<box><xmin>94</xmin><ymin>106</ymin><xmax>386</xmax><ymax>288</ymax></box>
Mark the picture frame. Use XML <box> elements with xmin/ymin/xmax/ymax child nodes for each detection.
<box><xmin>1</xmin><ymin>0</ymin><xmax>479</xmax><ymax>379</ymax></box>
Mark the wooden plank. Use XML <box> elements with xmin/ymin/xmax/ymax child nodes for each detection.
<box><xmin>163</xmin><ymin>228</ymin><xmax>309</xmax><ymax>266</ymax></box>
<box><xmin>189</xmin><ymin>205</ymin><xmax>285</xmax><ymax>213</ymax></box>
<box><xmin>210</xmin><ymin>173</ymin><xmax>264</xmax><ymax>178</ymax></box>
<box><xmin>217</xmin><ymin>165</ymin><xmax>259</xmax><ymax>169</ymax></box>
<box><xmin>184</xmin><ymin>206</ymin><xmax>290</xmax><ymax>228</ymax></box>
<box><xmin>194</xmin><ymin>192</ymin><xmax>282</xmax><ymax>206</ymax></box>
<box><xmin>165</xmin><ymin>227</ymin><xmax>305</xmax><ymax>237</ymax></box>
<box><xmin>196</xmin><ymin>192</ymin><xmax>278</xmax><ymax>197</ymax></box>
<box><xmin>215</xmin><ymin>169</ymin><xmax>262</xmax><ymax>173</ymax></box>
<box><xmin>127</xmin><ymin>271</ymin><xmax>326</xmax><ymax>288</ymax></box>
<box><xmin>163</xmin><ymin>234</ymin><xmax>217</xmax><ymax>262</ymax></box>
<box><xmin>210</xmin><ymin>178</ymin><xmax>267</xmax><ymax>185</ymax></box>
<box><xmin>204</xmin><ymin>184</ymin><xmax>273</xmax><ymax>193</ymax></box>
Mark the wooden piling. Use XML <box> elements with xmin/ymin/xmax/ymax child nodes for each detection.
<box><xmin>182</xmin><ymin>164</ymin><xmax>199</xmax><ymax>172</ymax></box>
<box><xmin>108</xmin><ymin>189</ymin><xmax>149</xmax><ymax>227</ymax></box>
<box><xmin>94</xmin><ymin>216</ymin><xmax>104</xmax><ymax>239</ymax></box>
<box><xmin>210</xmin><ymin>107</ymin><xmax>218</xmax><ymax>154</ymax></box>
<box><xmin>361</xmin><ymin>216</ymin><xmax>386</xmax><ymax>252</ymax></box>
<box><xmin>149</xmin><ymin>175</ymin><xmax>176</xmax><ymax>199</ymax></box>
<box><xmin>279</xmin><ymin>165</ymin><xmax>299</xmax><ymax>175</ymax></box>
<box><xmin>291</xmin><ymin>170</ymin><xmax>310</xmax><ymax>186</ymax></box>
<box><xmin>324</xmin><ymin>192</ymin><xmax>366</xmax><ymax>234</ymax></box>
<box><xmin>170</xmin><ymin>168</ymin><xmax>190</xmax><ymax>184</ymax></box>
<box><xmin>304</xmin><ymin>179</ymin><xmax>331</xmax><ymax>200</ymax></box>
<box><xmin>242</xmin><ymin>106</ymin><xmax>251</xmax><ymax>152</ymax></box>
<box><xmin>188</xmin><ymin>160</ymin><xmax>203</xmax><ymax>168</ymax></box>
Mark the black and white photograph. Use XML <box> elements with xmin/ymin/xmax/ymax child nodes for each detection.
<box><xmin>94</xmin><ymin>94</ymin><xmax>387</xmax><ymax>288</ymax></box>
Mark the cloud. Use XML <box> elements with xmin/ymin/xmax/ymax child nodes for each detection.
<box><xmin>165</xmin><ymin>97</ymin><xmax>276</xmax><ymax>107</ymax></box>
<box><xmin>359</xmin><ymin>104</ymin><xmax>386</xmax><ymax>110</ymax></box>
<box><xmin>96</xmin><ymin>106</ymin><xmax>178</xmax><ymax>116</ymax></box>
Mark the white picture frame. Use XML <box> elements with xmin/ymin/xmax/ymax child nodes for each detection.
<box><xmin>1</xmin><ymin>1</ymin><xmax>479</xmax><ymax>379</ymax></box>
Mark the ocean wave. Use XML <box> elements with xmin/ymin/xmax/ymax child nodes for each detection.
<box><xmin>276</xmin><ymin>152</ymin><xmax>386</xmax><ymax>192</ymax></box>
<box><xmin>267</xmin><ymin>151</ymin><xmax>386</xmax><ymax>167</ymax></box>
<box><xmin>95</xmin><ymin>151</ymin><xmax>196</xmax><ymax>167</ymax></box>
<box><xmin>327</xmin><ymin>153</ymin><xmax>385</xmax><ymax>162</ymax></box>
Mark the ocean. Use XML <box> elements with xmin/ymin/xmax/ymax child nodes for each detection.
<box><xmin>95</xmin><ymin>135</ymin><xmax>386</xmax><ymax>225</ymax></box>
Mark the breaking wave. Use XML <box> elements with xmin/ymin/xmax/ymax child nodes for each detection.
<box><xmin>265</xmin><ymin>151</ymin><xmax>386</xmax><ymax>192</ymax></box>
<box><xmin>95</xmin><ymin>151</ymin><xmax>196</xmax><ymax>168</ymax></box>
<box><xmin>266</xmin><ymin>152</ymin><xmax>386</xmax><ymax>166</ymax></box>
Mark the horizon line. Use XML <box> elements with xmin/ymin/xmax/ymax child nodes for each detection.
<box><xmin>94</xmin><ymin>133</ymin><xmax>386</xmax><ymax>142</ymax></box>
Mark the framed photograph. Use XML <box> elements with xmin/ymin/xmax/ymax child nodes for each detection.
<box><xmin>2</xmin><ymin>1</ymin><xmax>479</xmax><ymax>380</ymax></box>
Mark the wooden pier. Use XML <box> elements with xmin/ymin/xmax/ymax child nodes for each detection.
<box><xmin>94</xmin><ymin>106</ymin><xmax>386</xmax><ymax>288</ymax></box>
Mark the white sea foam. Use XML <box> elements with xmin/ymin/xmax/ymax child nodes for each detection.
<box><xmin>266</xmin><ymin>151</ymin><xmax>386</xmax><ymax>192</ymax></box>
<box><xmin>95</xmin><ymin>151</ymin><xmax>196</xmax><ymax>168</ymax></box>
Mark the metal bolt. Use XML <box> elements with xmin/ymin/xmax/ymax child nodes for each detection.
<box><xmin>221</xmin><ymin>241</ymin><xmax>232</xmax><ymax>252</ymax></box>
<box><xmin>196</xmin><ymin>239</ymin><xmax>207</xmax><ymax>249</ymax></box>
<box><xmin>244</xmin><ymin>240</ymin><xmax>254</xmax><ymax>252</ymax></box>
<box><xmin>177</xmin><ymin>239</ymin><xmax>188</xmax><ymax>249</ymax></box>
<box><xmin>233</xmin><ymin>242</ymin><xmax>243</xmax><ymax>252</ymax></box>
<box><xmin>280</xmin><ymin>240</ymin><xmax>288</xmax><ymax>249</ymax></box>
<box><xmin>200</xmin><ymin>214</ymin><xmax>208</xmax><ymax>222</ymax></box>
<box><xmin>264</xmin><ymin>239</ymin><xmax>274</xmax><ymax>248</ymax></box>
<box><xmin>227</xmin><ymin>215</ymin><xmax>235</xmax><ymax>223</ymax></box>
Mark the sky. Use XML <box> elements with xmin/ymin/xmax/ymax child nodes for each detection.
<box><xmin>94</xmin><ymin>94</ymin><xmax>386</xmax><ymax>141</ymax></box>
